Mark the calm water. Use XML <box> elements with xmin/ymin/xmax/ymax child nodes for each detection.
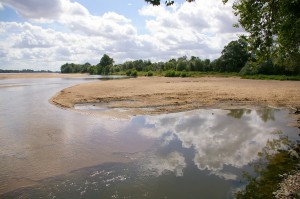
<box><xmin>0</xmin><ymin>77</ymin><xmax>298</xmax><ymax>199</ymax></box>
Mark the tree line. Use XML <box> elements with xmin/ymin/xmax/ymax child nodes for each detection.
<box><xmin>60</xmin><ymin>38</ymin><xmax>299</xmax><ymax>76</ymax></box>
<box><xmin>0</xmin><ymin>69</ymin><xmax>56</xmax><ymax>73</ymax></box>
<box><xmin>61</xmin><ymin>0</ymin><xmax>299</xmax><ymax>77</ymax></box>
<box><xmin>143</xmin><ymin>0</ymin><xmax>300</xmax><ymax>77</ymax></box>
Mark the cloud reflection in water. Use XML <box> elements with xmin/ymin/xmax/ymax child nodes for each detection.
<box><xmin>138</xmin><ymin>109</ymin><xmax>280</xmax><ymax>180</ymax></box>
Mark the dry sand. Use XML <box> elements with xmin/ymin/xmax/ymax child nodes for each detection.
<box><xmin>51</xmin><ymin>76</ymin><xmax>300</xmax><ymax>118</ymax></box>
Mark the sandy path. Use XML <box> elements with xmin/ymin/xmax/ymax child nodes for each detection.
<box><xmin>51</xmin><ymin>76</ymin><xmax>300</xmax><ymax>117</ymax></box>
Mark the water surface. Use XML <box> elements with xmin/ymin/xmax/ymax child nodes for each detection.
<box><xmin>0</xmin><ymin>77</ymin><xmax>298</xmax><ymax>198</ymax></box>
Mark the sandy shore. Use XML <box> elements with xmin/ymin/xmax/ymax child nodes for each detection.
<box><xmin>51</xmin><ymin>76</ymin><xmax>300</xmax><ymax>118</ymax></box>
<box><xmin>0</xmin><ymin>73</ymin><xmax>88</xmax><ymax>79</ymax></box>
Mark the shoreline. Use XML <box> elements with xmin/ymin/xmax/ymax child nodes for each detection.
<box><xmin>51</xmin><ymin>76</ymin><xmax>300</xmax><ymax>118</ymax></box>
<box><xmin>0</xmin><ymin>73</ymin><xmax>88</xmax><ymax>79</ymax></box>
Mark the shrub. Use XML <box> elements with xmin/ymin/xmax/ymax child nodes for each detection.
<box><xmin>147</xmin><ymin>71</ymin><xmax>153</xmax><ymax>76</ymax></box>
<box><xmin>126</xmin><ymin>70</ymin><xmax>132</xmax><ymax>76</ymax></box>
<box><xmin>180</xmin><ymin>71</ymin><xmax>187</xmax><ymax>77</ymax></box>
<box><xmin>131</xmin><ymin>70</ymin><xmax>138</xmax><ymax>77</ymax></box>
<box><xmin>239</xmin><ymin>61</ymin><xmax>259</xmax><ymax>75</ymax></box>
<box><xmin>165</xmin><ymin>70</ymin><xmax>176</xmax><ymax>77</ymax></box>
<box><xmin>164</xmin><ymin>70</ymin><xmax>184</xmax><ymax>77</ymax></box>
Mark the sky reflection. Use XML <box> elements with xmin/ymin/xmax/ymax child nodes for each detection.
<box><xmin>137</xmin><ymin>109</ymin><xmax>285</xmax><ymax>180</ymax></box>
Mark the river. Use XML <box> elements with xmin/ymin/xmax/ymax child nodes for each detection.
<box><xmin>0</xmin><ymin>77</ymin><xmax>298</xmax><ymax>198</ymax></box>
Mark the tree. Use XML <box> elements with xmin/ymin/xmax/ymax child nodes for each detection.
<box><xmin>218</xmin><ymin>39</ymin><xmax>250</xmax><ymax>72</ymax></box>
<box><xmin>145</xmin><ymin>0</ymin><xmax>299</xmax><ymax>74</ymax></box>
<box><xmin>224</xmin><ymin>0</ymin><xmax>300</xmax><ymax>72</ymax></box>
<box><xmin>99</xmin><ymin>54</ymin><xmax>114</xmax><ymax>67</ymax></box>
<box><xmin>97</xmin><ymin>54</ymin><xmax>114</xmax><ymax>75</ymax></box>
<box><xmin>61</xmin><ymin>63</ymin><xmax>73</xmax><ymax>73</ymax></box>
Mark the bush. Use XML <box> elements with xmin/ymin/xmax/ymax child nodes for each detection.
<box><xmin>239</xmin><ymin>61</ymin><xmax>259</xmax><ymax>75</ymax></box>
<box><xmin>165</xmin><ymin>70</ymin><xmax>176</xmax><ymax>77</ymax></box>
<box><xmin>180</xmin><ymin>71</ymin><xmax>187</xmax><ymax>77</ymax></box>
<box><xmin>131</xmin><ymin>70</ymin><xmax>138</xmax><ymax>77</ymax></box>
<box><xmin>164</xmin><ymin>70</ymin><xmax>181</xmax><ymax>77</ymax></box>
<box><xmin>126</xmin><ymin>70</ymin><xmax>132</xmax><ymax>76</ymax></box>
<box><xmin>147</xmin><ymin>71</ymin><xmax>153</xmax><ymax>76</ymax></box>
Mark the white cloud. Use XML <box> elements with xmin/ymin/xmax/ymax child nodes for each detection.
<box><xmin>1</xmin><ymin>0</ymin><xmax>62</xmax><ymax>22</ymax></box>
<box><xmin>0</xmin><ymin>0</ymin><xmax>245</xmax><ymax>70</ymax></box>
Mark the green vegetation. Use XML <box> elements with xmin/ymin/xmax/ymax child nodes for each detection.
<box><xmin>142</xmin><ymin>0</ymin><xmax>300</xmax><ymax>77</ymax></box>
<box><xmin>242</xmin><ymin>75</ymin><xmax>300</xmax><ymax>81</ymax></box>
<box><xmin>61</xmin><ymin>38</ymin><xmax>299</xmax><ymax>79</ymax></box>
<box><xmin>236</xmin><ymin>135</ymin><xmax>300</xmax><ymax>198</ymax></box>
<box><xmin>61</xmin><ymin>62</ymin><xmax>91</xmax><ymax>74</ymax></box>
<box><xmin>225</xmin><ymin>0</ymin><xmax>300</xmax><ymax>73</ymax></box>
<box><xmin>147</xmin><ymin>71</ymin><xmax>153</xmax><ymax>76</ymax></box>
<box><xmin>61</xmin><ymin>0</ymin><xmax>299</xmax><ymax>78</ymax></box>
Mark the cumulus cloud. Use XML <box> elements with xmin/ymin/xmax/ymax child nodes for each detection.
<box><xmin>0</xmin><ymin>0</ymin><xmax>245</xmax><ymax>70</ymax></box>
<box><xmin>138</xmin><ymin>109</ymin><xmax>279</xmax><ymax>179</ymax></box>
<box><xmin>1</xmin><ymin>0</ymin><xmax>63</xmax><ymax>22</ymax></box>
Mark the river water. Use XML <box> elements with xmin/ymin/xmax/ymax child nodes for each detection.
<box><xmin>0</xmin><ymin>77</ymin><xmax>299</xmax><ymax>198</ymax></box>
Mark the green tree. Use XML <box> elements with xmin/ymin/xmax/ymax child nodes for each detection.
<box><xmin>99</xmin><ymin>54</ymin><xmax>114</xmax><ymax>67</ymax></box>
<box><xmin>218</xmin><ymin>39</ymin><xmax>250</xmax><ymax>72</ymax></box>
<box><xmin>176</xmin><ymin>60</ymin><xmax>187</xmax><ymax>71</ymax></box>
<box><xmin>61</xmin><ymin>63</ymin><xmax>73</xmax><ymax>73</ymax></box>
<box><xmin>97</xmin><ymin>54</ymin><xmax>114</xmax><ymax>75</ymax></box>
<box><xmin>224</xmin><ymin>0</ymin><xmax>300</xmax><ymax>73</ymax></box>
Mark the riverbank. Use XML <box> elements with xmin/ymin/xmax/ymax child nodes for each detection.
<box><xmin>51</xmin><ymin>76</ymin><xmax>300</xmax><ymax>118</ymax></box>
<box><xmin>0</xmin><ymin>73</ymin><xmax>88</xmax><ymax>79</ymax></box>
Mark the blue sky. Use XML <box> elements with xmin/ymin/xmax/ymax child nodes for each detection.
<box><xmin>0</xmin><ymin>0</ymin><xmax>244</xmax><ymax>70</ymax></box>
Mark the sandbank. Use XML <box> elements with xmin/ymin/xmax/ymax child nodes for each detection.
<box><xmin>51</xmin><ymin>76</ymin><xmax>300</xmax><ymax>118</ymax></box>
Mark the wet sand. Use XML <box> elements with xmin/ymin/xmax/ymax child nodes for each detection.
<box><xmin>52</xmin><ymin>76</ymin><xmax>300</xmax><ymax>117</ymax></box>
<box><xmin>0</xmin><ymin>73</ymin><xmax>88</xmax><ymax>79</ymax></box>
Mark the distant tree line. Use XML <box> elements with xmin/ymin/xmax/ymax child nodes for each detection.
<box><xmin>0</xmin><ymin>69</ymin><xmax>56</xmax><ymax>73</ymax></box>
<box><xmin>60</xmin><ymin>39</ymin><xmax>300</xmax><ymax>76</ymax></box>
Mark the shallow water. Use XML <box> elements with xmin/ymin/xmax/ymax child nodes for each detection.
<box><xmin>0</xmin><ymin>77</ymin><xmax>299</xmax><ymax>198</ymax></box>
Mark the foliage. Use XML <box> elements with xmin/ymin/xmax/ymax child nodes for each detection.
<box><xmin>97</xmin><ymin>54</ymin><xmax>114</xmax><ymax>75</ymax></box>
<box><xmin>223</xmin><ymin>0</ymin><xmax>300</xmax><ymax>74</ymax></box>
<box><xmin>165</xmin><ymin>70</ymin><xmax>179</xmax><ymax>77</ymax></box>
<box><xmin>164</xmin><ymin>70</ymin><xmax>190</xmax><ymax>77</ymax></box>
<box><xmin>61</xmin><ymin>37</ymin><xmax>299</xmax><ymax>77</ymax></box>
<box><xmin>214</xmin><ymin>39</ymin><xmax>250</xmax><ymax>72</ymax></box>
<box><xmin>147</xmin><ymin>71</ymin><xmax>153</xmax><ymax>76</ymax></box>
<box><xmin>99</xmin><ymin>54</ymin><xmax>114</xmax><ymax>68</ymax></box>
<box><xmin>236</xmin><ymin>135</ymin><xmax>299</xmax><ymax>198</ymax></box>
<box><xmin>140</xmin><ymin>0</ymin><xmax>300</xmax><ymax>75</ymax></box>
<box><xmin>240</xmin><ymin>59</ymin><xmax>298</xmax><ymax>76</ymax></box>
<box><xmin>126</xmin><ymin>70</ymin><xmax>138</xmax><ymax>77</ymax></box>
<box><xmin>241</xmin><ymin>74</ymin><xmax>300</xmax><ymax>81</ymax></box>
<box><xmin>60</xmin><ymin>63</ymin><xmax>90</xmax><ymax>73</ymax></box>
<box><xmin>131</xmin><ymin>70</ymin><xmax>138</xmax><ymax>77</ymax></box>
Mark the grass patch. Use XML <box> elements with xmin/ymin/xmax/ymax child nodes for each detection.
<box><xmin>241</xmin><ymin>75</ymin><xmax>300</xmax><ymax>81</ymax></box>
<box><xmin>111</xmin><ymin>71</ymin><xmax>300</xmax><ymax>81</ymax></box>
